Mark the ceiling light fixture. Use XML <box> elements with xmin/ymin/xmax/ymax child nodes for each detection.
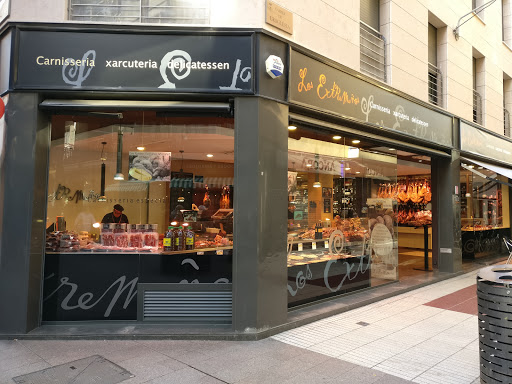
<box><xmin>99</xmin><ymin>141</ymin><xmax>107</xmax><ymax>201</ymax></box>
<box><xmin>345</xmin><ymin>167</ymin><xmax>351</xmax><ymax>170</ymax></box>
<box><xmin>352</xmin><ymin>139</ymin><xmax>360</xmax><ymax>144</ymax></box>
<box><xmin>313</xmin><ymin>153</ymin><xmax>321</xmax><ymax>188</ymax></box>
<box><xmin>206</xmin><ymin>154</ymin><xmax>213</xmax><ymax>158</ymax></box>
<box><xmin>137</xmin><ymin>146</ymin><xmax>145</xmax><ymax>151</ymax></box>
<box><xmin>333</xmin><ymin>135</ymin><xmax>342</xmax><ymax>140</ymax></box>
<box><xmin>288</xmin><ymin>125</ymin><xmax>297</xmax><ymax>131</ymax></box>
<box><xmin>114</xmin><ymin>125</ymin><xmax>125</xmax><ymax>181</ymax></box>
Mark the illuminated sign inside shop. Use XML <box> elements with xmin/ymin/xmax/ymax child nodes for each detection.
<box><xmin>48</xmin><ymin>183</ymin><xmax>167</xmax><ymax>204</ymax></box>
<box><xmin>289</xmin><ymin>50</ymin><xmax>453</xmax><ymax>147</ymax></box>
<box><xmin>16</xmin><ymin>31</ymin><xmax>253</xmax><ymax>93</ymax></box>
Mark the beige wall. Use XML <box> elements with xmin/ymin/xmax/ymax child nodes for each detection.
<box><xmin>5</xmin><ymin>0</ymin><xmax>512</xmax><ymax>135</ymax></box>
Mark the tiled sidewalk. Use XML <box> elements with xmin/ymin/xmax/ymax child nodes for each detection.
<box><xmin>272</xmin><ymin>270</ymin><xmax>481</xmax><ymax>384</ymax></box>
<box><xmin>0</xmin><ymin>268</ymin><xmax>488</xmax><ymax>384</ymax></box>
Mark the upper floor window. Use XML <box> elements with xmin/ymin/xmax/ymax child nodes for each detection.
<box><xmin>69</xmin><ymin>0</ymin><xmax>210</xmax><ymax>24</ymax></box>
<box><xmin>473</xmin><ymin>0</ymin><xmax>486</xmax><ymax>20</ymax></box>
<box><xmin>473</xmin><ymin>56</ymin><xmax>484</xmax><ymax>125</ymax></box>
<box><xmin>428</xmin><ymin>23</ymin><xmax>443</xmax><ymax>107</ymax></box>
<box><xmin>504</xmin><ymin>0</ymin><xmax>512</xmax><ymax>45</ymax></box>
<box><xmin>360</xmin><ymin>0</ymin><xmax>386</xmax><ymax>82</ymax></box>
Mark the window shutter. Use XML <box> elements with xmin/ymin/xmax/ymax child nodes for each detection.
<box><xmin>428</xmin><ymin>24</ymin><xmax>437</xmax><ymax>65</ymax></box>
<box><xmin>360</xmin><ymin>0</ymin><xmax>380</xmax><ymax>30</ymax></box>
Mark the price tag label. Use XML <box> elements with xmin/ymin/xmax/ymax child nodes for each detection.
<box><xmin>312</xmin><ymin>242</ymin><xmax>317</xmax><ymax>250</ymax></box>
<box><xmin>216</xmin><ymin>250</ymin><xmax>224</xmax><ymax>255</ymax></box>
<box><xmin>298</xmin><ymin>243</ymin><xmax>303</xmax><ymax>252</ymax></box>
<box><xmin>196</xmin><ymin>251</ymin><xmax>204</xmax><ymax>255</ymax></box>
<box><xmin>324</xmin><ymin>241</ymin><xmax>329</xmax><ymax>248</ymax></box>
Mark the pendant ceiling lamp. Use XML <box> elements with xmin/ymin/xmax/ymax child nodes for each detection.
<box><xmin>114</xmin><ymin>125</ymin><xmax>124</xmax><ymax>180</ymax></box>
<box><xmin>313</xmin><ymin>154</ymin><xmax>321</xmax><ymax>188</ymax></box>
<box><xmin>99</xmin><ymin>141</ymin><xmax>107</xmax><ymax>201</ymax></box>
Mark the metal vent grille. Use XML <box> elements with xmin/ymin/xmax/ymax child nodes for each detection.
<box><xmin>141</xmin><ymin>284</ymin><xmax>232</xmax><ymax>324</ymax></box>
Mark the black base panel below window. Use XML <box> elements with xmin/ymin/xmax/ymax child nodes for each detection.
<box><xmin>42</xmin><ymin>253</ymin><xmax>139</xmax><ymax>321</ymax></box>
<box><xmin>287</xmin><ymin>255</ymin><xmax>371</xmax><ymax>308</ymax></box>
<box><xmin>462</xmin><ymin>228</ymin><xmax>508</xmax><ymax>259</ymax></box>
<box><xmin>138</xmin><ymin>250</ymin><xmax>232</xmax><ymax>283</ymax></box>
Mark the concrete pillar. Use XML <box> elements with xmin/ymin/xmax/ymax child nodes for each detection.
<box><xmin>0</xmin><ymin>92</ymin><xmax>49</xmax><ymax>334</ymax></box>
<box><xmin>232</xmin><ymin>97</ymin><xmax>289</xmax><ymax>332</ymax></box>
<box><xmin>431</xmin><ymin>117</ymin><xmax>462</xmax><ymax>273</ymax></box>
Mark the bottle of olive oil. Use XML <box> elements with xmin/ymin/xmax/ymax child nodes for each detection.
<box><xmin>163</xmin><ymin>226</ymin><xmax>174</xmax><ymax>251</ymax></box>
<box><xmin>185</xmin><ymin>227</ymin><xmax>195</xmax><ymax>250</ymax></box>
<box><xmin>175</xmin><ymin>226</ymin><xmax>184</xmax><ymax>252</ymax></box>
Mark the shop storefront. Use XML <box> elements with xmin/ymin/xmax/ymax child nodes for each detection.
<box><xmin>284</xmin><ymin>49</ymin><xmax>457</xmax><ymax>307</ymax></box>
<box><xmin>459</xmin><ymin>121</ymin><xmax>512</xmax><ymax>259</ymax></box>
<box><xmin>1</xmin><ymin>23</ymin><xmax>503</xmax><ymax>338</ymax></box>
<box><xmin>0</xmin><ymin>24</ymin><xmax>293</xmax><ymax>335</ymax></box>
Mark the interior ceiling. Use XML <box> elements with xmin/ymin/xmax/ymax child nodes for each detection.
<box><xmin>51</xmin><ymin>113</ymin><xmax>432</xmax><ymax>176</ymax></box>
<box><xmin>289</xmin><ymin>126</ymin><xmax>432</xmax><ymax>177</ymax></box>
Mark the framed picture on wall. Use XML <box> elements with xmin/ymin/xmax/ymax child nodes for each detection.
<box><xmin>322</xmin><ymin>187</ymin><xmax>332</xmax><ymax>197</ymax></box>
<box><xmin>323</xmin><ymin>199</ymin><xmax>331</xmax><ymax>213</ymax></box>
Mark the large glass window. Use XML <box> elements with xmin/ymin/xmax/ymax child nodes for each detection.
<box><xmin>46</xmin><ymin>111</ymin><xmax>234</xmax><ymax>254</ymax></box>
<box><xmin>286</xmin><ymin>125</ymin><xmax>399</xmax><ymax>307</ymax></box>
<box><xmin>460</xmin><ymin>162</ymin><xmax>510</xmax><ymax>258</ymax></box>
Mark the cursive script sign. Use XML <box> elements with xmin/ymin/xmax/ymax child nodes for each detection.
<box><xmin>44</xmin><ymin>273</ymin><xmax>138</xmax><ymax>318</ymax></box>
<box><xmin>290</xmin><ymin>50</ymin><xmax>452</xmax><ymax>147</ymax></box>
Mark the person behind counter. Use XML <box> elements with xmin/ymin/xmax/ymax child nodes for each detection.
<box><xmin>101</xmin><ymin>204</ymin><xmax>129</xmax><ymax>224</ymax></box>
<box><xmin>170</xmin><ymin>204</ymin><xmax>184</xmax><ymax>222</ymax></box>
<box><xmin>288</xmin><ymin>203</ymin><xmax>296</xmax><ymax>220</ymax></box>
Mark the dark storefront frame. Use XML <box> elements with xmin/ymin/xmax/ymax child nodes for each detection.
<box><xmin>1</xmin><ymin>22</ymin><xmax>510</xmax><ymax>338</ymax></box>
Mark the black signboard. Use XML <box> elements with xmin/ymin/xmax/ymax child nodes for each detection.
<box><xmin>289</xmin><ymin>50</ymin><xmax>453</xmax><ymax>147</ymax></box>
<box><xmin>16</xmin><ymin>31</ymin><xmax>253</xmax><ymax>93</ymax></box>
<box><xmin>461</xmin><ymin>121</ymin><xmax>512</xmax><ymax>164</ymax></box>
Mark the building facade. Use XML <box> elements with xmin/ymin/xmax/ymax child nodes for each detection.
<box><xmin>1</xmin><ymin>0</ymin><xmax>511</xmax><ymax>337</ymax></box>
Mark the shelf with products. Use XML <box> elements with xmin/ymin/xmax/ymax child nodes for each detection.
<box><xmin>375</xmin><ymin>176</ymin><xmax>432</xmax><ymax>227</ymax></box>
<box><xmin>333</xmin><ymin>177</ymin><xmax>355</xmax><ymax>217</ymax></box>
<box><xmin>290</xmin><ymin>178</ymin><xmax>309</xmax><ymax>221</ymax></box>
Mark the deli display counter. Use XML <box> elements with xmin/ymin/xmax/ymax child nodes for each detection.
<box><xmin>43</xmin><ymin>217</ymin><xmax>234</xmax><ymax>321</ymax></box>
<box><xmin>286</xmin><ymin>218</ymin><xmax>371</xmax><ymax>307</ymax></box>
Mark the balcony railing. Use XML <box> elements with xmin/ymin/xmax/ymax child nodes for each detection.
<box><xmin>473</xmin><ymin>90</ymin><xmax>483</xmax><ymax>125</ymax></box>
<box><xmin>428</xmin><ymin>63</ymin><xmax>443</xmax><ymax>107</ymax></box>
<box><xmin>505</xmin><ymin>108</ymin><xmax>511</xmax><ymax>137</ymax></box>
<box><xmin>69</xmin><ymin>0</ymin><xmax>210</xmax><ymax>24</ymax></box>
<box><xmin>360</xmin><ymin>22</ymin><xmax>386</xmax><ymax>82</ymax></box>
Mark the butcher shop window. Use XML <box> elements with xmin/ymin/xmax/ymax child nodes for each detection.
<box><xmin>45</xmin><ymin>111</ymin><xmax>234</xmax><ymax>253</ymax></box>
<box><xmin>287</xmin><ymin>125</ymin><xmax>401</xmax><ymax>307</ymax></box>
<box><xmin>460</xmin><ymin>164</ymin><xmax>507</xmax><ymax>231</ymax></box>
